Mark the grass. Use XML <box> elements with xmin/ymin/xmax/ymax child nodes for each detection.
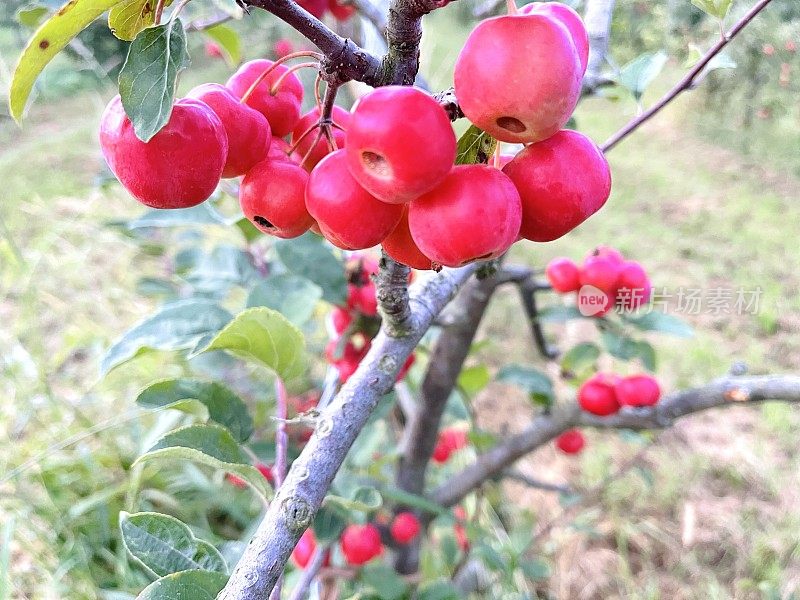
<box><xmin>1</xmin><ymin>14</ymin><xmax>799</xmax><ymax>600</ymax></box>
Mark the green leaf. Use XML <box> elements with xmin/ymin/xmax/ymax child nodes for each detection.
<box><xmin>619</xmin><ymin>51</ymin><xmax>668</xmax><ymax>101</ymax></box>
<box><xmin>134</xmin><ymin>424</ymin><xmax>270</xmax><ymax>501</ymax></box>
<box><xmin>519</xmin><ymin>558</ymin><xmax>551</xmax><ymax>580</ymax></box>
<box><xmin>101</xmin><ymin>299</ymin><xmax>232</xmax><ymax>375</ymax></box>
<box><xmin>182</xmin><ymin>246</ymin><xmax>259</xmax><ymax>295</ymax></box>
<box><xmin>691</xmin><ymin>0</ymin><xmax>733</xmax><ymax>19</ymax></box>
<box><xmin>275</xmin><ymin>233</ymin><xmax>347</xmax><ymax>306</ymax></box>
<box><xmin>600</xmin><ymin>330</ymin><xmax>640</xmax><ymax>361</ymax></box>
<box><xmin>623</xmin><ymin>312</ymin><xmax>694</xmax><ymax>337</ymax></box>
<box><xmin>324</xmin><ymin>487</ymin><xmax>382</xmax><ymax>513</ymax></box>
<box><xmin>9</xmin><ymin>0</ymin><xmax>123</xmax><ymax>122</ymax></box>
<box><xmin>136</xmin><ymin>570</ymin><xmax>228</xmax><ymax>600</ymax></box>
<box><xmin>203</xmin><ymin>24</ymin><xmax>241</xmax><ymax>66</ymax></box>
<box><xmin>199</xmin><ymin>307</ymin><xmax>305</xmax><ymax>380</ymax></box>
<box><xmin>108</xmin><ymin>0</ymin><xmax>172</xmax><ymax>41</ymax></box>
<box><xmin>634</xmin><ymin>340</ymin><xmax>657</xmax><ymax>372</ymax></box>
<box><xmin>120</xmin><ymin>512</ymin><xmax>227</xmax><ymax>578</ymax></box>
<box><xmin>497</xmin><ymin>365</ymin><xmax>553</xmax><ymax>404</ymax></box>
<box><xmin>457</xmin><ymin>364</ymin><xmax>491</xmax><ymax>396</ymax></box>
<box><xmin>312</xmin><ymin>505</ymin><xmax>347</xmax><ymax>543</ymax></box>
<box><xmin>474</xmin><ymin>543</ymin><xmax>506</xmax><ymax>571</ymax></box>
<box><xmin>136</xmin><ymin>379</ymin><xmax>254</xmax><ymax>442</ymax></box>
<box><xmin>361</xmin><ymin>564</ymin><xmax>409</xmax><ymax>600</ymax></box>
<box><xmin>417</xmin><ymin>580</ymin><xmax>461</xmax><ymax>600</ymax></box>
<box><xmin>247</xmin><ymin>274</ymin><xmax>322</xmax><ymax>326</ymax></box>
<box><xmin>561</xmin><ymin>342</ymin><xmax>601</xmax><ymax>374</ymax></box>
<box><xmin>233</xmin><ymin>216</ymin><xmax>262</xmax><ymax>243</ymax></box>
<box><xmin>467</xmin><ymin>428</ymin><xmax>498</xmax><ymax>452</ymax></box>
<box><xmin>455</xmin><ymin>124</ymin><xmax>497</xmax><ymax>165</ymax></box>
<box><xmin>16</xmin><ymin>5</ymin><xmax>50</xmax><ymax>28</ymax></box>
<box><xmin>118</xmin><ymin>20</ymin><xmax>190</xmax><ymax>142</ymax></box>
<box><xmin>378</xmin><ymin>487</ymin><xmax>447</xmax><ymax>516</ymax></box>
<box><xmin>127</xmin><ymin>204</ymin><xmax>227</xmax><ymax>229</ymax></box>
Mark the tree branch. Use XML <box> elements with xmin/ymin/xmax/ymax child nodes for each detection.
<box><xmin>601</xmin><ymin>0</ymin><xmax>776</xmax><ymax>151</ymax></box>
<box><xmin>433</xmin><ymin>374</ymin><xmax>800</xmax><ymax>507</ymax></box>
<box><xmin>218</xmin><ymin>265</ymin><xmax>477</xmax><ymax>599</ymax></box>
<box><xmin>582</xmin><ymin>0</ymin><xmax>616</xmax><ymax>93</ymax></box>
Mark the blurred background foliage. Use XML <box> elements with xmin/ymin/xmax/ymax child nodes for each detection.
<box><xmin>1</xmin><ymin>0</ymin><xmax>799</xmax><ymax>597</ymax></box>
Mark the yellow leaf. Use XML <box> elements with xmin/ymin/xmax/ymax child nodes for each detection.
<box><xmin>108</xmin><ymin>0</ymin><xmax>173</xmax><ymax>42</ymax></box>
<box><xmin>9</xmin><ymin>0</ymin><xmax>124</xmax><ymax>122</ymax></box>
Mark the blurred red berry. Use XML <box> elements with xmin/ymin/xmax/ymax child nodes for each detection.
<box><xmin>546</xmin><ymin>257</ymin><xmax>581</xmax><ymax>293</ymax></box>
<box><xmin>578</xmin><ymin>373</ymin><xmax>620</xmax><ymax>416</ymax></box>
<box><xmin>555</xmin><ymin>429</ymin><xmax>585</xmax><ymax>454</ymax></box>
<box><xmin>205</xmin><ymin>41</ymin><xmax>223</xmax><ymax>58</ymax></box>
<box><xmin>273</xmin><ymin>38</ymin><xmax>294</xmax><ymax>58</ymax></box>
<box><xmin>340</xmin><ymin>523</ymin><xmax>383</xmax><ymax>565</ymax></box>
<box><xmin>390</xmin><ymin>512</ymin><xmax>421</xmax><ymax>544</ymax></box>
<box><xmin>615</xmin><ymin>374</ymin><xmax>661</xmax><ymax>407</ymax></box>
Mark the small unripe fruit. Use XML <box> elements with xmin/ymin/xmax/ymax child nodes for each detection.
<box><xmin>226</xmin><ymin>59</ymin><xmax>304</xmax><ymax>137</ymax></box>
<box><xmin>239</xmin><ymin>158</ymin><xmax>314</xmax><ymax>238</ymax></box>
<box><xmin>408</xmin><ymin>165</ymin><xmax>521</xmax><ymax>268</ymax></box>
<box><xmin>291</xmin><ymin>105</ymin><xmax>350</xmax><ymax>170</ymax></box>
<box><xmin>546</xmin><ymin>257</ymin><xmax>581</xmax><ymax>292</ymax></box>
<box><xmin>391</xmin><ymin>512</ymin><xmax>421</xmax><ymax>544</ymax></box>
<box><xmin>186</xmin><ymin>83</ymin><xmax>272</xmax><ymax>178</ymax></box>
<box><xmin>345</xmin><ymin>86</ymin><xmax>456</xmax><ymax>204</ymax></box>
<box><xmin>306</xmin><ymin>150</ymin><xmax>403</xmax><ymax>250</ymax></box>
<box><xmin>503</xmin><ymin>130</ymin><xmax>611</xmax><ymax>242</ymax></box>
<box><xmin>555</xmin><ymin>429</ymin><xmax>585</xmax><ymax>454</ymax></box>
<box><xmin>520</xmin><ymin>2</ymin><xmax>589</xmax><ymax>74</ymax></box>
<box><xmin>382</xmin><ymin>208</ymin><xmax>433</xmax><ymax>271</ymax></box>
<box><xmin>99</xmin><ymin>96</ymin><xmax>227</xmax><ymax>209</ymax></box>
<box><xmin>578</xmin><ymin>373</ymin><xmax>620</xmax><ymax>416</ymax></box>
<box><xmin>454</xmin><ymin>14</ymin><xmax>582</xmax><ymax>143</ymax></box>
<box><xmin>340</xmin><ymin>523</ymin><xmax>383</xmax><ymax>566</ymax></box>
<box><xmin>615</xmin><ymin>374</ymin><xmax>661</xmax><ymax>407</ymax></box>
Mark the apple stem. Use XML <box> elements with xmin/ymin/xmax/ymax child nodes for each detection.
<box><xmin>268</xmin><ymin>62</ymin><xmax>320</xmax><ymax>96</ymax></box>
<box><xmin>299</xmin><ymin>128</ymin><xmax>325</xmax><ymax>169</ymax></box>
<box><xmin>168</xmin><ymin>0</ymin><xmax>193</xmax><ymax>25</ymax></box>
<box><xmin>288</xmin><ymin>122</ymin><xmax>321</xmax><ymax>155</ymax></box>
<box><xmin>154</xmin><ymin>0</ymin><xmax>166</xmax><ymax>23</ymax></box>
<box><xmin>239</xmin><ymin>52</ymin><xmax>323</xmax><ymax>104</ymax></box>
<box><xmin>506</xmin><ymin>0</ymin><xmax>517</xmax><ymax>15</ymax></box>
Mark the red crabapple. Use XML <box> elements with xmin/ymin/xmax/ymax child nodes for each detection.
<box><xmin>340</xmin><ymin>524</ymin><xmax>383</xmax><ymax>565</ymax></box>
<box><xmin>408</xmin><ymin>165</ymin><xmax>521</xmax><ymax>268</ymax></box>
<box><xmin>503</xmin><ymin>130</ymin><xmax>611</xmax><ymax>242</ymax></box>
<box><xmin>546</xmin><ymin>257</ymin><xmax>581</xmax><ymax>292</ymax></box>
<box><xmin>382</xmin><ymin>208</ymin><xmax>434</xmax><ymax>271</ymax></box>
<box><xmin>239</xmin><ymin>158</ymin><xmax>314</xmax><ymax>238</ymax></box>
<box><xmin>298</xmin><ymin>0</ymin><xmax>327</xmax><ymax>17</ymax></box>
<box><xmin>291</xmin><ymin>529</ymin><xmax>330</xmax><ymax>569</ymax></box>
<box><xmin>99</xmin><ymin>96</ymin><xmax>227</xmax><ymax>209</ymax></box>
<box><xmin>205</xmin><ymin>41</ymin><xmax>222</xmax><ymax>58</ymax></box>
<box><xmin>186</xmin><ymin>83</ymin><xmax>272</xmax><ymax>178</ymax></box>
<box><xmin>291</xmin><ymin>105</ymin><xmax>350</xmax><ymax>170</ymax></box>
<box><xmin>345</xmin><ymin>86</ymin><xmax>456</xmax><ymax>204</ymax></box>
<box><xmin>588</xmin><ymin>245</ymin><xmax>625</xmax><ymax>264</ymax></box>
<box><xmin>579</xmin><ymin>255</ymin><xmax>622</xmax><ymax>294</ymax></box>
<box><xmin>331</xmin><ymin>306</ymin><xmax>353</xmax><ymax>334</ymax></box>
<box><xmin>306</xmin><ymin>150</ymin><xmax>403</xmax><ymax>250</ymax></box>
<box><xmin>391</xmin><ymin>512</ymin><xmax>421</xmax><ymax>544</ymax></box>
<box><xmin>432</xmin><ymin>427</ymin><xmax>468</xmax><ymax>463</ymax></box>
<box><xmin>328</xmin><ymin>0</ymin><xmax>356</xmax><ymax>20</ymax></box>
<box><xmin>267</xmin><ymin>138</ymin><xmax>303</xmax><ymax>164</ymax></box>
<box><xmin>615</xmin><ymin>375</ymin><xmax>661</xmax><ymax>407</ymax></box>
<box><xmin>578</xmin><ymin>373</ymin><xmax>620</xmax><ymax>416</ymax></box>
<box><xmin>273</xmin><ymin>38</ymin><xmax>294</xmax><ymax>58</ymax></box>
<box><xmin>520</xmin><ymin>2</ymin><xmax>589</xmax><ymax>74</ymax></box>
<box><xmin>616</xmin><ymin>260</ymin><xmax>652</xmax><ymax>310</ymax></box>
<box><xmin>454</xmin><ymin>14</ymin><xmax>582</xmax><ymax>143</ymax></box>
<box><xmin>555</xmin><ymin>429</ymin><xmax>585</xmax><ymax>454</ymax></box>
<box><xmin>226</xmin><ymin>59</ymin><xmax>304</xmax><ymax>137</ymax></box>
<box><xmin>255</xmin><ymin>462</ymin><xmax>275</xmax><ymax>484</ymax></box>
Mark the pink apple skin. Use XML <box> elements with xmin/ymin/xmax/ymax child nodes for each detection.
<box><xmin>306</xmin><ymin>150</ymin><xmax>404</xmax><ymax>250</ymax></box>
<box><xmin>186</xmin><ymin>83</ymin><xmax>272</xmax><ymax>178</ymax></box>
<box><xmin>291</xmin><ymin>105</ymin><xmax>350</xmax><ymax>170</ymax></box>
<box><xmin>615</xmin><ymin>375</ymin><xmax>661</xmax><ymax>407</ymax></box>
<box><xmin>408</xmin><ymin>165</ymin><xmax>522</xmax><ymax>268</ymax></box>
<box><xmin>502</xmin><ymin>130</ymin><xmax>611</xmax><ymax>242</ymax></box>
<box><xmin>226</xmin><ymin>59</ymin><xmax>304</xmax><ymax>137</ymax></box>
<box><xmin>345</xmin><ymin>86</ymin><xmax>456</xmax><ymax>204</ymax></box>
<box><xmin>239</xmin><ymin>158</ymin><xmax>314</xmax><ymax>238</ymax></box>
<box><xmin>99</xmin><ymin>96</ymin><xmax>227</xmax><ymax>209</ymax></box>
<box><xmin>520</xmin><ymin>2</ymin><xmax>589</xmax><ymax>74</ymax></box>
<box><xmin>454</xmin><ymin>14</ymin><xmax>582</xmax><ymax>143</ymax></box>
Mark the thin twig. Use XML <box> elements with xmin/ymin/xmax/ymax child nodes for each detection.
<box><xmin>601</xmin><ymin>0</ymin><xmax>776</xmax><ymax>152</ymax></box>
<box><xmin>287</xmin><ymin>545</ymin><xmax>329</xmax><ymax>600</ymax></box>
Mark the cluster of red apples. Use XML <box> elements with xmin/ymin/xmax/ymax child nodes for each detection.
<box><xmin>99</xmin><ymin>1</ymin><xmax>611</xmax><ymax>271</ymax></box>
<box><xmin>546</xmin><ymin>245</ymin><xmax>653</xmax><ymax>316</ymax></box>
<box><xmin>290</xmin><ymin>512</ymin><xmax>421</xmax><ymax>569</ymax></box>
<box><xmin>325</xmin><ymin>254</ymin><xmax>415</xmax><ymax>382</ymax></box>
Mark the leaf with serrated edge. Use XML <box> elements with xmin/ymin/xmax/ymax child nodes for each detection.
<box><xmin>199</xmin><ymin>307</ymin><xmax>306</xmax><ymax>381</ymax></box>
<box><xmin>9</xmin><ymin>0</ymin><xmax>123</xmax><ymax>122</ymax></box>
<box><xmin>134</xmin><ymin>424</ymin><xmax>270</xmax><ymax>501</ymax></box>
<box><xmin>118</xmin><ymin>19</ymin><xmax>189</xmax><ymax>141</ymax></box>
<box><xmin>136</xmin><ymin>379</ymin><xmax>254</xmax><ymax>442</ymax></box>
<box><xmin>135</xmin><ymin>569</ymin><xmax>228</xmax><ymax>600</ymax></box>
<box><xmin>120</xmin><ymin>512</ymin><xmax>227</xmax><ymax>577</ymax></box>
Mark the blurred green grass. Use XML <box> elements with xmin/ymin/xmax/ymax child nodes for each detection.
<box><xmin>0</xmin><ymin>7</ymin><xmax>799</xmax><ymax>599</ymax></box>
